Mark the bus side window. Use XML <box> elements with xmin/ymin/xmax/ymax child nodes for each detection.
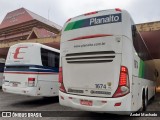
<box><xmin>0</xmin><ymin>63</ymin><xmax>5</xmax><ymax>72</ymax></box>
<box><xmin>41</xmin><ymin>48</ymin><xmax>59</xmax><ymax>68</ymax></box>
<box><xmin>132</xmin><ymin>25</ymin><xmax>152</xmax><ymax>61</ymax></box>
<box><xmin>132</xmin><ymin>25</ymin><xmax>136</xmax><ymax>37</ymax></box>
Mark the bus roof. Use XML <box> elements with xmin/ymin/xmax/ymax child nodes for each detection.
<box><xmin>65</xmin><ymin>8</ymin><xmax>129</xmax><ymax>24</ymax></box>
<box><xmin>11</xmin><ymin>43</ymin><xmax>60</xmax><ymax>53</ymax></box>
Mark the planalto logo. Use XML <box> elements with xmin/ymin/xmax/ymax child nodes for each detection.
<box><xmin>64</xmin><ymin>13</ymin><xmax>121</xmax><ymax>31</ymax></box>
<box><xmin>89</xmin><ymin>14</ymin><xmax>121</xmax><ymax>26</ymax></box>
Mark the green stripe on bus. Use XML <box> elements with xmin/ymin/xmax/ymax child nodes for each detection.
<box><xmin>64</xmin><ymin>20</ymin><xmax>84</xmax><ymax>31</ymax></box>
<box><xmin>64</xmin><ymin>22</ymin><xmax>75</xmax><ymax>31</ymax></box>
<box><xmin>138</xmin><ymin>60</ymin><xmax>145</xmax><ymax>78</ymax></box>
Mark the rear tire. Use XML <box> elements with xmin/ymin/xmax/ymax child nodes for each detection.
<box><xmin>140</xmin><ymin>90</ymin><xmax>148</xmax><ymax>111</ymax></box>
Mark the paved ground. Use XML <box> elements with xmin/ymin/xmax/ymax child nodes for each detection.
<box><xmin>0</xmin><ymin>89</ymin><xmax>160</xmax><ymax>120</ymax></box>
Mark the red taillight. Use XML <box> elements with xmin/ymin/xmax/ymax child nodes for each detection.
<box><xmin>113</xmin><ymin>66</ymin><xmax>130</xmax><ymax>98</ymax></box>
<box><xmin>28</xmin><ymin>78</ymin><xmax>35</xmax><ymax>81</ymax></box>
<box><xmin>84</xmin><ymin>11</ymin><xmax>98</xmax><ymax>16</ymax></box>
<box><xmin>115</xmin><ymin>8</ymin><xmax>122</xmax><ymax>12</ymax></box>
<box><xmin>119</xmin><ymin>66</ymin><xmax>128</xmax><ymax>86</ymax></box>
<box><xmin>59</xmin><ymin>67</ymin><xmax>67</xmax><ymax>93</ymax></box>
<box><xmin>28</xmin><ymin>78</ymin><xmax>35</xmax><ymax>87</ymax></box>
<box><xmin>59</xmin><ymin>67</ymin><xmax>63</xmax><ymax>83</ymax></box>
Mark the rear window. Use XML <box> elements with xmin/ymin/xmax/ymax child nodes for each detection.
<box><xmin>41</xmin><ymin>48</ymin><xmax>59</xmax><ymax>68</ymax></box>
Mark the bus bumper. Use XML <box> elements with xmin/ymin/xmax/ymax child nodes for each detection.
<box><xmin>59</xmin><ymin>91</ymin><xmax>132</xmax><ymax>114</ymax></box>
<box><xmin>2</xmin><ymin>85</ymin><xmax>37</xmax><ymax>96</ymax></box>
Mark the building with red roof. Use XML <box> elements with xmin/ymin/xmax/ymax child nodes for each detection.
<box><xmin>0</xmin><ymin>8</ymin><xmax>61</xmax><ymax>58</ymax></box>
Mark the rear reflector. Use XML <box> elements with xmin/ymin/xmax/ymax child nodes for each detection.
<box><xmin>84</xmin><ymin>11</ymin><xmax>98</xmax><ymax>16</ymax></box>
<box><xmin>69</xmin><ymin>34</ymin><xmax>113</xmax><ymax>41</ymax></box>
<box><xmin>114</xmin><ymin>102</ymin><xmax>121</xmax><ymax>106</ymax></box>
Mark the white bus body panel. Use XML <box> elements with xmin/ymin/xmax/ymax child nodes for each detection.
<box><xmin>62</xmin><ymin>36</ymin><xmax>122</xmax><ymax>98</ymax></box>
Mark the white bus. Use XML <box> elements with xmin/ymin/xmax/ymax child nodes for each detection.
<box><xmin>3</xmin><ymin>43</ymin><xmax>59</xmax><ymax>97</ymax></box>
<box><xmin>59</xmin><ymin>9</ymin><xmax>156</xmax><ymax>114</ymax></box>
<box><xmin>0</xmin><ymin>58</ymin><xmax>5</xmax><ymax>87</ymax></box>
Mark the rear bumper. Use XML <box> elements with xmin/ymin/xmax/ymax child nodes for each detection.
<box><xmin>2</xmin><ymin>85</ymin><xmax>37</xmax><ymax>96</ymax></box>
<box><xmin>59</xmin><ymin>91</ymin><xmax>132</xmax><ymax>114</ymax></box>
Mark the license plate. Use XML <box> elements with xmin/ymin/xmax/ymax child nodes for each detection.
<box><xmin>80</xmin><ymin>100</ymin><xmax>92</xmax><ymax>106</ymax></box>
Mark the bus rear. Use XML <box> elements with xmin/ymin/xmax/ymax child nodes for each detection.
<box><xmin>59</xmin><ymin>9</ymin><xmax>133</xmax><ymax>113</ymax></box>
<box><xmin>3</xmin><ymin>43</ymin><xmax>59</xmax><ymax>97</ymax></box>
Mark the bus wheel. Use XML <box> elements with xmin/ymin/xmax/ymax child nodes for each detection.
<box><xmin>141</xmin><ymin>90</ymin><xmax>148</xmax><ymax>111</ymax></box>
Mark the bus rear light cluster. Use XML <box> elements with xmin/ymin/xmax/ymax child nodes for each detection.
<box><xmin>28</xmin><ymin>78</ymin><xmax>35</xmax><ymax>87</ymax></box>
<box><xmin>59</xmin><ymin>67</ymin><xmax>67</xmax><ymax>93</ymax></box>
<box><xmin>113</xmin><ymin>66</ymin><xmax>130</xmax><ymax>98</ymax></box>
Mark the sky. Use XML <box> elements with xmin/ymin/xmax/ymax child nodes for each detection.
<box><xmin>0</xmin><ymin>0</ymin><xmax>160</xmax><ymax>27</ymax></box>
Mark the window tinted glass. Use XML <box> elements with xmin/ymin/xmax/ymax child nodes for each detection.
<box><xmin>41</xmin><ymin>48</ymin><xmax>59</xmax><ymax>68</ymax></box>
<box><xmin>132</xmin><ymin>25</ymin><xmax>152</xmax><ymax>61</ymax></box>
<box><xmin>0</xmin><ymin>63</ymin><xmax>5</xmax><ymax>72</ymax></box>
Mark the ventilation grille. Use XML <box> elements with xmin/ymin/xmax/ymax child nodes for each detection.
<box><xmin>66</xmin><ymin>51</ymin><xmax>115</xmax><ymax>63</ymax></box>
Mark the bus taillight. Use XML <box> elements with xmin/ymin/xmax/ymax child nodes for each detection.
<box><xmin>59</xmin><ymin>67</ymin><xmax>67</xmax><ymax>93</ymax></box>
<box><xmin>113</xmin><ymin>66</ymin><xmax>130</xmax><ymax>98</ymax></box>
<box><xmin>28</xmin><ymin>78</ymin><xmax>35</xmax><ymax>87</ymax></box>
<box><xmin>119</xmin><ymin>66</ymin><xmax>128</xmax><ymax>86</ymax></box>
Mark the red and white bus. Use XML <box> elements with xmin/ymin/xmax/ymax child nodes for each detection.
<box><xmin>3</xmin><ymin>43</ymin><xmax>59</xmax><ymax>97</ymax></box>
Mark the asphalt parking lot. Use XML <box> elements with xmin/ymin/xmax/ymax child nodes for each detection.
<box><xmin>0</xmin><ymin>88</ymin><xmax>160</xmax><ymax>120</ymax></box>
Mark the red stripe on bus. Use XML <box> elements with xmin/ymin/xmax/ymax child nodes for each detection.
<box><xmin>4</xmin><ymin>72</ymin><xmax>58</xmax><ymax>75</ymax></box>
<box><xmin>68</xmin><ymin>34</ymin><xmax>113</xmax><ymax>41</ymax></box>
